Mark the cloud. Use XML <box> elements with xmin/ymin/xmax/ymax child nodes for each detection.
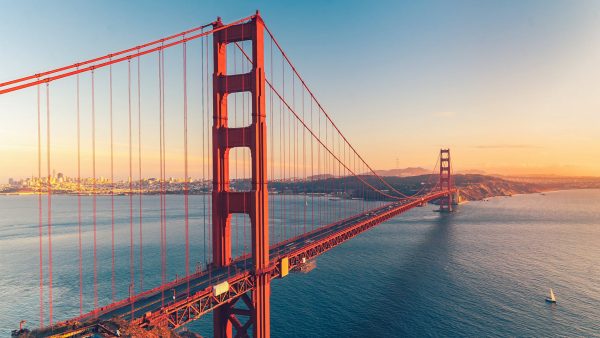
<box><xmin>472</xmin><ymin>144</ymin><xmax>542</xmax><ymax>149</ymax></box>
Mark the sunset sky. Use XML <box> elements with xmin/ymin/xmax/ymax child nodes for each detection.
<box><xmin>1</xmin><ymin>0</ymin><xmax>599</xmax><ymax>180</ymax></box>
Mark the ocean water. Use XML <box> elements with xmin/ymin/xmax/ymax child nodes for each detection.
<box><xmin>1</xmin><ymin>190</ymin><xmax>599</xmax><ymax>337</ymax></box>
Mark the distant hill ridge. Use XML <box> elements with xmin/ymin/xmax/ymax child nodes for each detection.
<box><xmin>372</xmin><ymin>167</ymin><xmax>430</xmax><ymax>177</ymax></box>
<box><xmin>269</xmin><ymin>173</ymin><xmax>600</xmax><ymax>201</ymax></box>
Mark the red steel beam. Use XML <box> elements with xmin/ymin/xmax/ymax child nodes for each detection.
<box><xmin>141</xmin><ymin>272</ymin><xmax>256</xmax><ymax>329</ymax></box>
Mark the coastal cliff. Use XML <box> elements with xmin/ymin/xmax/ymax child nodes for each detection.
<box><xmin>453</xmin><ymin>174</ymin><xmax>542</xmax><ymax>200</ymax></box>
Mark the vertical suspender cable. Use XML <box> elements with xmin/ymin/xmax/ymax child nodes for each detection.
<box><xmin>158</xmin><ymin>49</ymin><xmax>165</xmax><ymax>306</ymax></box>
<box><xmin>37</xmin><ymin>81</ymin><xmax>44</xmax><ymax>328</ymax></box>
<box><xmin>297</xmin><ymin>83</ymin><xmax>301</xmax><ymax>234</ymax></box>
<box><xmin>325</xmin><ymin>117</ymin><xmax>329</xmax><ymax>224</ymax></box>
<box><xmin>109</xmin><ymin>61</ymin><xmax>116</xmax><ymax>303</ymax></box>
<box><xmin>138</xmin><ymin>52</ymin><xmax>144</xmax><ymax>291</ymax></box>
<box><xmin>327</xmin><ymin>117</ymin><xmax>330</xmax><ymax>223</ymax></box>
<box><xmin>342</xmin><ymin>138</ymin><xmax>346</xmax><ymax>214</ymax></box>
<box><xmin>295</xmin><ymin>76</ymin><xmax>300</xmax><ymax>235</ymax></box>
<box><xmin>128</xmin><ymin>59</ymin><xmax>135</xmax><ymax>297</ymax></box>
<box><xmin>91</xmin><ymin>69</ymin><xmax>98</xmax><ymax>311</ymax></box>
<box><xmin>288</xmin><ymin>88</ymin><xmax>292</xmax><ymax>235</ymax></box>
<box><xmin>160</xmin><ymin>51</ymin><xmax>164</xmax><ymax>288</ymax></box>
<box><xmin>317</xmin><ymin>104</ymin><xmax>321</xmax><ymax>229</ymax></box>
<box><xmin>279</xmin><ymin>72</ymin><xmax>284</xmax><ymax>242</ymax></box>
<box><xmin>46</xmin><ymin>82</ymin><xmax>53</xmax><ymax>325</ymax></box>
<box><xmin>288</xmin><ymin>69</ymin><xmax>293</xmax><ymax>235</ymax></box>
<box><xmin>279</xmin><ymin>58</ymin><xmax>284</xmax><ymax>243</ymax></box>
<box><xmin>269</xmin><ymin>37</ymin><xmax>274</xmax><ymax>246</ymax></box>
<box><xmin>341</xmin><ymin>137</ymin><xmax>344</xmax><ymax>218</ymax></box>
<box><xmin>78</xmin><ymin>69</ymin><xmax>84</xmax><ymax>313</ymax></box>
<box><xmin>291</xmin><ymin>73</ymin><xmax>296</xmax><ymax>236</ymax></box>
<box><xmin>162</xmin><ymin>47</ymin><xmax>167</xmax><ymax>286</ymax></box>
<box><xmin>302</xmin><ymin>86</ymin><xmax>306</xmax><ymax>234</ymax></box>
<box><xmin>282</xmin><ymin>56</ymin><xmax>286</xmax><ymax>241</ymax></box>
<box><xmin>310</xmin><ymin>97</ymin><xmax>314</xmax><ymax>231</ymax></box>
<box><xmin>205</xmin><ymin>34</ymin><xmax>211</xmax><ymax>264</ymax></box>
<box><xmin>338</xmin><ymin>129</ymin><xmax>341</xmax><ymax>218</ymax></box>
<box><xmin>208</xmin><ymin>34</ymin><xmax>213</xmax><ymax>265</ymax></box>
<box><xmin>201</xmin><ymin>30</ymin><xmax>207</xmax><ymax>267</ymax></box>
<box><xmin>183</xmin><ymin>39</ymin><xmax>190</xmax><ymax>293</ymax></box>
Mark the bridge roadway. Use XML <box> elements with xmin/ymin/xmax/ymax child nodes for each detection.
<box><xmin>44</xmin><ymin>190</ymin><xmax>453</xmax><ymax>334</ymax></box>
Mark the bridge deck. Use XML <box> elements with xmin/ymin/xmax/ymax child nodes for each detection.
<box><xmin>39</xmin><ymin>190</ymin><xmax>453</xmax><ymax>335</ymax></box>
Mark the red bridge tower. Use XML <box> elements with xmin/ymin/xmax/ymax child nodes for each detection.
<box><xmin>439</xmin><ymin>149</ymin><xmax>453</xmax><ymax>212</ymax></box>
<box><xmin>212</xmin><ymin>12</ymin><xmax>270</xmax><ymax>338</ymax></box>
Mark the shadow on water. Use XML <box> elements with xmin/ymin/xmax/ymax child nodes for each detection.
<box><xmin>346</xmin><ymin>212</ymin><xmax>456</xmax><ymax>337</ymax></box>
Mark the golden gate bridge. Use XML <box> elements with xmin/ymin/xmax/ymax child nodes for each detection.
<box><xmin>1</xmin><ymin>12</ymin><xmax>457</xmax><ymax>337</ymax></box>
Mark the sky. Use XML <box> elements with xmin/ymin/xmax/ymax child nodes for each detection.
<box><xmin>1</xmin><ymin>0</ymin><xmax>599</xmax><ymax>180</ymax></box>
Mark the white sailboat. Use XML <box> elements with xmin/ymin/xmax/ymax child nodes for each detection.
<box><xmin>545</xmin><ymin>288</ymin><xmax>557</xmax><ymax>303</ymax></box>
